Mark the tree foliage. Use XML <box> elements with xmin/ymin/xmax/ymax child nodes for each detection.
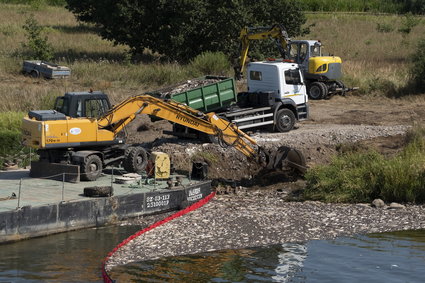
<box><xmin>65</xmin><ymin>0</ymin><xmax>308</xmax><ymax>62</ymax></box>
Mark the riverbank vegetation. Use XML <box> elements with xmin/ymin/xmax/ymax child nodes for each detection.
<box><xmin>304</xmin><ymin>126</ymin><xmax>425</xmax><ymax>204</ymax></box>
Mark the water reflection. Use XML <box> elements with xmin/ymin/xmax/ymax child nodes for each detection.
<box><xmin>111</xmin><ymin>230</ymin><xmax>425</xmax><ymax>282</ymax></box>
<box><xmin>0</xmin><ymin>225</ymin><xmax>141</xmax><ymax>282</ymax></box>
<box><xmin>0</xmin><ymin>228</ymin><xmax>424</xmax><ymax>282</ymax></box>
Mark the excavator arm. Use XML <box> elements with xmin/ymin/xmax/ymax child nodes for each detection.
<box><xmin>235</xmin><ymin>24</ymin><xmax>290</xmax><ymax>80</ymax></box>
<box><xmin>97</xmin><ymin>95</ymin><xmax>261</xmax><ymax>161</ymax></box>
<box><xmin>97</xmin><ymin>95</ymin><xmax>305</xmax><ymax>173</ymax></box>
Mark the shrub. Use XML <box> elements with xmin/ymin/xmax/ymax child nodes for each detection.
<box><xmin>365</xmin><ymin>76</ymin><xmax>397</xmax><ymax>96</ymax></box>
<box><xmin>376</xmin><ymin>23</ymin><xmax>394</xmax><ymax>33</ymax></box>
<box><xmin>398</xmin><ymin>13</ymin><xmax>421</xmax><ymax>35</ymax></box>
<box><xmin>0</xmin><ymin>112</ymin><xmax>35</xmax><ymax>169</ymax></box>
<box><xmin>305</xmin><ymin>128</ymin><xmax>425</xmax><ymax>203</ymax></box>
<box><xmin>21</xmin><ymin>14</ymin><xmax>54</xmax><ymax>61</ymax></box>
<box><xmin>410</xmin><ymin>38</ymin><xmax>425</xmax><ymax>92</ymax></box>
<box><xmin>189</xmin><ymin>52</ymin><xmax>231</xmax><ymax>76</ymax></box>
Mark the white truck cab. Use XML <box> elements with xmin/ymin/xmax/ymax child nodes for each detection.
<box><xmin>247</xmin><ymin>61</ymin><xmax>308</xmax><ymax>106</ymax></box>
<box><xmin>221</xmin><ymin>61</ymin><xmax>309</xmax><ymax>133</ymax></box>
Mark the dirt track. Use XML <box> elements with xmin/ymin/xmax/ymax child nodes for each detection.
<box><xmin>125</xmin><ymin>95</ymin><xmax>424</xmax><ymax>181</ymax></box>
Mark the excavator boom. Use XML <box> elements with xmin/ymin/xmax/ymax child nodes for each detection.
<box><xmin>97</xmin><ymin>95</ymin><xmax>260</xmax><ymax>160</ymax></box>
<box><xmin>236</xmin><ymin>24</ymin><xmax>290</xmax><ymax>80</ymax></box>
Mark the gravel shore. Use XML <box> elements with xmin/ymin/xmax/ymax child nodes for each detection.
<box><xmin>106</xmin><ymin>191</ymin><xmax>425</xmax><ymax>270</ymax></box>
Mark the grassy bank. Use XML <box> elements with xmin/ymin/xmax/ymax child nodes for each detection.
<box><xmin>304</xmin><ymin>127</ymin><xmax>425</xmax><ymax>204</ymax></box>
<box><xmin>0</xmin><ymin>4</ymin><xmax>423</xmax><ymax>113</ymax></box>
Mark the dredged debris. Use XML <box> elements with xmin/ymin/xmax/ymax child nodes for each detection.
<box><xmin>105</xmin><ymin>193</ymin><xmax>425</xmax><ymax>271</ymax></box>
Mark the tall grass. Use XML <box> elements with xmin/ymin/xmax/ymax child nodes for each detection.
<box><xmin>304</xmin><ymin>127</ymin><xmax>425</xmax><ymax>203</ymax></box>
<box><xmin>301</xmin><ymin>0</ymin><xmax>404</xmax><ymax>13</ymax></box>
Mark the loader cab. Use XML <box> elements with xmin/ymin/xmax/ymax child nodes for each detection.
<box><xmin>288</xmin><ymin>40</ymin><xmax>342</xmax><ymax>81</ymax></box>
<box><xmin>54</xmin><ymin>91</ymin><xmax>111</xmax><ymax>118</ymax></box>
<box><xmin>288</xmin><ymin>40</ymin><xmax>322</xmax><ymax>73</ymax></box>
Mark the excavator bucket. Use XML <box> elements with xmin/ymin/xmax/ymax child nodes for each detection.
<box><xmin>265</xmin><ymin>146</ymin><xmax>307</xmax><ymax>175</ymax></box>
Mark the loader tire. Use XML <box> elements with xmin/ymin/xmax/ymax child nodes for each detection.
<box><xmin>275</xmin><ymin>108</ymin><xmax>295</xmax><ymax>133</ymax></box>
<box><xmin>335</xmin><ymin>80</ymin><xmax>346</xmax><ymax>96</ymax></box>
<box><xmin>309</xmin><ymin>82</ymin><xmax>327</xmax><ymax>100</ymax></box>
<box><xmin>124</xmin><ymin>146</ymin><xmax>148</xmax><ymax>174</ymax></box>
<box><xmin>81</xmin><ymin>155</ymin><xmax>103</xmax><ymax>181</ymax></box>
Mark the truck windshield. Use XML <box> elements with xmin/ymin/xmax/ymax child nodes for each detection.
<box><xmin>284</xmin><ymin>69</ymin><xmax>303</xmax><ymax>85</ymax></box>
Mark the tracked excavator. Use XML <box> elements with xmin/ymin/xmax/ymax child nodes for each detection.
<box><xmin>235</xmin><ymin>24</ymin><xmax>353</xmax><ymax>99</ymax></box>
<box><xmin>22</xmin><ymin>91</ymin><xmax>306</xmax><ymax>181</ymax></box>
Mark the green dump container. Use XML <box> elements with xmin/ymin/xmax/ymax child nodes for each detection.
<box><xmin>149</xmin><ymin>76</ymin><xmax>237</xmax><ymax>113</ymax></box>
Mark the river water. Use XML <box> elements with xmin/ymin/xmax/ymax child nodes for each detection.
<box><xmin>1</xmin><ymin>226</ymin><xmax>424</xmax><ymax>282</ymax></box>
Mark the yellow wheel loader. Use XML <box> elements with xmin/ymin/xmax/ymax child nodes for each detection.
<box><xmin>236</xmin><ymin>24</ymin><xmax>354</xmax><ymax>99</ymax></box>
<box><xmin>22</xmin><ymin>91</ymin><xmax>306</xmax><ymax>181</ymax></box>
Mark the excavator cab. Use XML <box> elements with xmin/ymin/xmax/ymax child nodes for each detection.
<box><xmin>54</xmin><ymin>91</ymin><xmax>111</xmax><ymax>118</ymax></box>
<box><xmin>288</xmin><ymin>40</ymin><xmax>342</xmax><ymax>81</ymax></box>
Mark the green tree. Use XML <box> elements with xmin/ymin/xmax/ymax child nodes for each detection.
<box><xmin>22</xmin><ymin>14</ymin><xmax>54</xmax><ymax>61</ymax></box>
<box><xmin>65</xmin><ymin>0</ymin><xmax>308</xmax><ymax>62</ymax></box>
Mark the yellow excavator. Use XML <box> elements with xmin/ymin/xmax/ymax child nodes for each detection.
<box><xmin>235</xmin><ymin>24</ymin><xmax>350</xmax><ymax>99</ymax></box>
<box><xmin>22</xmin><ymin>91</ymin><xmax>306</xmax><ymax>181</ymax></box>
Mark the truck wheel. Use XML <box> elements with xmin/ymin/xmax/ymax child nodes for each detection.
<box><xmin>81</xmin><ymin>155</ymin><xmax>103</xmax><ymax>181</ymax></box>
<box><xmin>124</xmin><ymin>146</ymin><xmax>148</xmax><ymax>174</ymax></box>
<box><xmin>309</xmin><ymin>82</ymin><xmax>327</xmax><ymax>99</ymax></box>
<box><xmin>275</xmin><ymin>109</ymin><xmax>295</xmax><ymax>133</ymax></box>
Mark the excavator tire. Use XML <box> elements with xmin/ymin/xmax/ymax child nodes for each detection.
<box><xmin>81</xmin><ymin>154</ymin><xmax>103</xmax><ymax>181</ymax></box>
<box><xmin>309</xmin><ymin>82</ymin><xmax>328</xmax><ymax>100</ymax></box>
<box><xmin>122</xmin><ymin>146</ymin><xmax>134</xmax><ymax>172</ymax></box>
<box><xmin>124</xmin><ymin>146</ymin><xmax>148</xmax><ymax>174</ymax></box>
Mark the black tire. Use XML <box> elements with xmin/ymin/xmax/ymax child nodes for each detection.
<box><xmin>308</xmin><ymin>82</ymin><xmax>327</xmax><ymax>100</ymax></box>
<box><xmin>124</xmin><ymin>146</ymin><xmax>148</xmax><ymax>174</ymax></box>
<box><xmin>30</xmin><ymin>70</ymin><xmax>39</xmax><ymax>78</ymax></box>
<box><xmin>275</xmin><ymin>108</ymin><xmax>295</xmax><ymax>133</ymax></box>
<box><xmin>122</xmin><ymin>146</ymin><xmax>134</xmax><ymax>171</ymax></box>
<box><xmin>84</xmin><ymin>186</ymin><xmax>113</xmax><ymax>197</ymax></box>
<box><xmin>81</xmin><ymin>155</ymin><xmax>103</xmax><ymax>181</ymax></box>
<box><xmin>335</xmin><ymin>80</ymin><xmax>346</xmax><ymax>95</ymax></box>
